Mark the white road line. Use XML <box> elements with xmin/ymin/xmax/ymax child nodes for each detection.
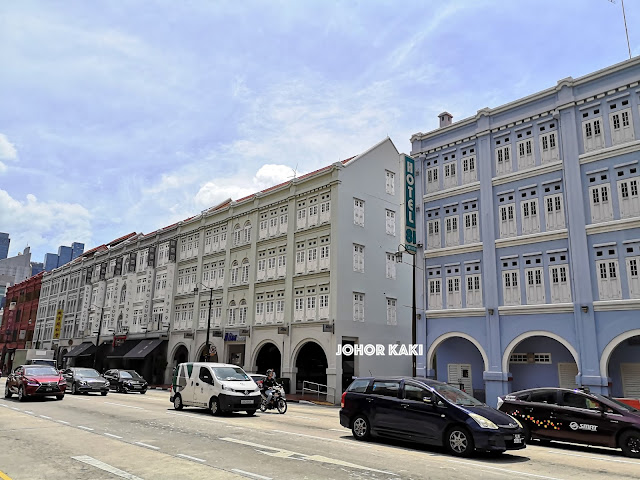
<box><xmin>77</xmin><ymin>425</ymin><xmax>94</xmax><ymax>431</ymax></box>
<box><xmin>329</xmin><ymin>428</ymin><xmax>344</xmax><ymax>432</ymax></box>
<box><xmin>57</xmin><ymin>420</ymin><xmax>70</xmax><ymax>425</ymax></box>
<box><xmin>0</xmin><ymin>403</ymin><xmax>8</xmax><ymax>407</ymax></box>
<box><xmin>72</xmin><ymin>456</ymin><xmax>144</xmax><ymax>480</ymax></box>
<box><xmin>66</xmin><ymin>396</ymin><xmax>89</xmax><ymax>401</ymax></box>
<box><xmin>544</xmin><ymin>450</ymin><xmax>640</xmax><ymax>465</ymax></box>
<box><xmin>231</xmin><ymin>469</ymin><xmax>272</xmax><ymax>480</ymax></box>
<box><xmin>104</xmin><ymin>402</ymin><xmax>145</xmax><ymax>410</ymax></box>
<box><xmin>11</xmin><ymin>407</ymin><xmax>20</xmax><ymax>411</ymax></box>
<box><xmin>445</xmin><ymin>459</ymin><xmax>564</xmax><ymax>480</ymax></box>
<box><xmin>176</xmin><ymin>453</ymin><xmax>206</xmax><ymax>463</ymax></box>
<box><xmin>39</xmin><ymin>415</ymin><xmax>52</xmax><ymax>419</ymax></box>
<box><xmin>24</xmin><ymin>411</ymin><xmax>34</xmax><ymax>415</ymax></box>
<box><xmin>271</xmin><ymin>429</ymin><xmax>356</xmax><ymax>446</ymax></box>
<box><xmin>134</xmin><ymin>441</ymin><xmax>160</xmax><ymax>450</ymax></box>
<box><xmin>165</xmin><ymin>411</ymin><xmax>228</xmax><ymax>424</ymax></box>
<box><xmin>104</xmin><ymin>433</ymin><xmax>124</xmax><ymax>439</ymax></box>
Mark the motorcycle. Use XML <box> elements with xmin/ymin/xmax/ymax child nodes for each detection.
<box><xmin>260</xmin><ymin>384</ymin><xmax>287</xmax><ymax>414</ymax></box>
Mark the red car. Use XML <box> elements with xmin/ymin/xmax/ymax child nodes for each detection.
<box><xmin>4</xmin><ymin>365</ymin><xmax>66</xmax><ymax>401</ymax></box>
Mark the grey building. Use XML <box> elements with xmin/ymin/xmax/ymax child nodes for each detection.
<box><xmin>0</xmin><ymin>246</ymin><xmax>32</xmax><ymax>309</ymax></box>
<box><xmin>0</xmin><ymin>233</ymin><xmax>9</xmax><ymax>260</ymax></box>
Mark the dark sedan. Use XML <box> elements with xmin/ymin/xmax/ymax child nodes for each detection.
<box><xmin>104</xmin><ymin>369</ymin><xmax>148</xmax><ymax>394</ymax></box>
<box><xmin>340</xmin><ymin>377</ymin><xmax>526</xmax><ymax>457</ymax></box>
<box><xmin>63</xmin><ymin>367</ymin><xmax>110</xmax><ymax>395</ymax></box>
<box><xmin>498</xmin><ymin>387</ymin><xmax>640</xmax><ymax>458</ymax></box>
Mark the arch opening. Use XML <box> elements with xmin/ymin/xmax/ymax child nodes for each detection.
<box><xmin>294</xmin><ymin>341</ymin><xmax>328</xmax><ymax>393</ymax></box>
<box><xmin>255</xmin><ymin>342</ymin><xmax>281</xmax><ymax>376</ymax></box>
<box><xmin>601</xmin><ymin>331</ymin><xmax>640</xmax><ymax>398</ymax></box>
<box><xmin>430</xmin><ymin>335</ymin><xmax>486</xmax><ymax>401</ymax></box>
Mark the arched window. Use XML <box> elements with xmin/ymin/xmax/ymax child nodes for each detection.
<box><xmin>123</xmin><ymin>256</ymin><xmax>129</xmax><ymax>273</ymax></box>
<box><xmin>241</xmin><ymin>258</ymin><xmax>250</xmax><ymax>283</ymax></box>
<box><xmin>244</xmin><ymin>221</ymin><xmax>252</xmax><ymax>244</ymax></box>
<box><xmin>227</xmin><ymin>300</ymin><xmax>236</xmax><ymax>325</ymax></box>
<box><xmin>233</xmin><ymin>224</ymin><xmax>242</xmax><ymax>246</ymax></box>
<box><xmin>238</xmin><ymin>299</ymin><xmax>247</xmax><ymax>324</ymax></box>
<box><xmin>231</xmin><ymin>260</ymin><xmax>239</xmax><ymax>285</ymax></box>
<box><xmin>120</xmin><ymin>284</ymin><xmax>127</xmax><ymax>304</ymax></box>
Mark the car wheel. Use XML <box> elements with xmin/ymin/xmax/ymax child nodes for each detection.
<box><xmin>522</xmin><ymin>423</ymin><xmax>531</xmax><ymax>443</ymax></box>
<box><xmin>446</xmin><ymin>426</ymin><xmax>474</xmax><ymax>457</ymax></box>
<box><xmin>173</xmin><ymin>394</ymin><xmax>183</xmax><ymax>410</ymax></box>
<box><xmin>4</xmin><ymin>383</ymin><xmax>12</xmax><ymax>398</ymax></box>
<box><xmin>71</xmin><ymin>383</ymin><xmax>78</xmax><ymax>395</ymax></box>
<box><xmin>619</xmin><ymin>430</ymin><xmax>640</xmax><ymax>458</ymax></box>
<box><xmin>140</xmin><ymin>390</ymin><xmax>146</xmax><ymax>395</ymax></box>
<box><xmin>101</xmin><ymin>391</ymin><xmax>108</xmax><ymax>396</ymax></box>
<box><xmin>56</xmin><ymin>394</ymin><xmax>64</xmax><ymax>400</ymax></box>
<box><xmin>351</xmin><ymin>415</ymin><xmax>371</xmax><ymax>441</ymax></box>
<box><xmin>18</xmin><ymin>386</ymin><xmax>26</xmax><ymax>402</ymax></box>
<box><xmin>246</xmin><ymin>410</ymin><xmax>256</xmax><ymax>416</ymax></box>
<box><xmin>210</xmin><ymin>397</ymin><xmax>221</xmax><ymax>416</ymax></box>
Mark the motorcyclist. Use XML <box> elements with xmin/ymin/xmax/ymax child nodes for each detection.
<box><xmin>262</xmin><ymin>369</ymin><xmax>278</xmax><ymax>406</ymax></box>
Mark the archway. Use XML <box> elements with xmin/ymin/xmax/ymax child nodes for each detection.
<box><xmin>600</xmin><ymin>330</ymin><xmax>640</xmax><ymax>398</ymax></box>
<box><xmin>503</xmin><ymin>332</ymin><xmax>580</xmax><ymax>392</ymax></box>
<box><xmin>294</xmin><ymin>341</ymin><xmax>328</xmax><ymax>393</ymax></box>
<box><xmin>255</xmin><ymin>342</ymin><xmax>281</xmax><ymax>375</ymax></box>
<box><xmin>172</xmin><ymin>344</ymin><xmax>189</xmax><ymax>372</ymax></box>
<box><xmin>428</xmin><ymin>333</ymin><xmax>488</xmax><ymax>401</ymax></box>
<box><xmin>197</xmin><ymin>343</ymin><xmax>219</xmax><ymax>363</ymax></box>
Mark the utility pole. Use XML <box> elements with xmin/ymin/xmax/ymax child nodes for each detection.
<box><xmin>93</xmin><ymin>307</ymin><xmax>104</xmax><ymax>370</ymax></box>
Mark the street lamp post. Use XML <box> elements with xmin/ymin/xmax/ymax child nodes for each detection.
<box><xmin>93</xmin><ymin>306</ymin><xmax>104</xmax><ymax>370</ymax></box>
<box><xmin>194</xmin><ymin>284</ymin><xmax>214</xmax><ymax>362</ymax></box>
<box><xmin>397</xmin><ymin>243</ymin><xmax>422</xmax><ymax>377</ymax></box>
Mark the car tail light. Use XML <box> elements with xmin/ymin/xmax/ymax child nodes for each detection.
<box><xmin>341</xmin><ymin>391</ymin><xmax>347</xmax><ymax>408</ymax></box>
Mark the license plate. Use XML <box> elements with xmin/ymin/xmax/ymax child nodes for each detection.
<box><xmin>44</xmin><ymin>388</ymin><xmax>51</xmax><ymax>391</ymax></box>
<box><xmin>241</xmin><ymin>399</ymin><xmax>254</xmax><ymax>405</ymax></box>
<box><xmin>513</xmin><ymin>434</ymin><xmax>522</xmax><ymax>444</ymax></box>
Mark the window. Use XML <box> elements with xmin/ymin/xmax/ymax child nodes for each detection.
<box><xmin>319</xmin><ymin>245</ymin><xmax>330</xmax><ymax>269</ymax></box>
<box><xmin>233</xmin><ymin>225</ymin><xmax>242</xmax><ymax>246</ymax></box>
<box><xmin>385</xmin><ymin>210</ymin><xmax>396</xmax><ymax>236</ymax></box>
<box><xmin>495</xmin><ymin>145</ymin><xmax>512</xmax><ymax>175</ymax></box>
<box><xmin>231</xmin><ymin>261</ymin><xmax>239</xmax><ymax>285</ymax></box>
<box><xmin>353</xmin><ymin>244</ymin><xmax>364</xmax><ymax>272</ymax></box>
<box><xmin>426</xmin><ymin>166</ymin><xmax>439</xmax><ymax>193</ymax></box>
<box><xmin>447</xmin><ymin>277</ymin><xmax>461</xmax><ymax>309</ymax></box>
<box><xmin>596</xmin><ymin>259</ymin><xmax>622</xmax><ymax>300</ymax></box>
<box><xmin>427</xmin><ymin>219</ymin><xmax>441</xmax><ymax>249</ymax></box>
<box><xmin>243</xmin><ymin>222</ymin><xmax>252</xmax><ymax>244</ymax></box>
<box><xmin>463</xmin><ymin>212</ymin><xmax>480</xmax><ymax>244</ymax></box>
<box><xmin>428</xmin><ymin>278</ymin><xmax>442</xmax><ymax>310</ymax></box>
<box><xmin>445</xmin><ymin>215</ymin><xmax>459</xmax><ymax>247</ymax></box>
<box><xmin>610</xmin><ymin>108</ymin><xmax>635</xmax><ymax>145</ymax></box>
<box><xmin>521</xmin><ymin>199</ymin><xmax>540</xmax><ymax>235</ymax></box>
<box><xmin>227</xmin><ymin>301</ymin><xmax>236</xmax><ymax>326</ymax></box>
<box><xmin>582</xmin><ymin>117</ymin><xmax>604</xmax><ymax>152</ymax></box>
<box><xmin>525</xmin><ymin>267</ymin><xmax>545</xmax><ymax>304</ymax></box>
<box><xmin>295</xmin><ymin>249</ymin><xmax>306</xmax><ymax>274</ymax></box>
<box><xmin>499</xmin><ymin>204</ymin><xmax>516</xmax><ymax>238</ymax></box>
<box><xmin>347</xmin><ymin>379</ymin><xmax>370</xmax><ymax>393</ymax></box>
<box><xmin>529</xmin><ymin>391</ymin><xmax>557</xmax><ymax>404</ymax></box>
<box><xmin>545</xmin><ymin>194</ymin><xmax>565</xmax><ymax>231</ymax></box>
<box><xmin>626</xmin><ymin>256</ymin><xmax>640</xmax><ymax>298</ymax></box>
<box><xmin>560</xmin><ymin>392</ymin><xmax>602</xmax><ymax>411</ymax></box>
<box><xmin>540</xmin><ymin>131</ymin><xmax>558</xmax><ymax>164</ymax></box>
<box><xmin>443</xmin><ymin>162</ymin><xmax>457</xmax><ymax>189</ymax></box>
<box><xmin>503</xmin><ymin>270</ymin><xmax>521</xmax><ymax>306</ymax></box>
<box><xmin>294</xmin><ymin>297</ymin><xmax>304</xmax><ymax>321</ymax></box>
<box><xmin>238</xmin><ymin>300</ymin><xmax>247</xmax><ymax>324</ymax></box>
<box><xmin>353</xmin><ymin>293</ymin><xmax>364</xmax><ymax>322</ymax></box>
<box><xmin>353</xmin><ymin>198</ymin><xmax>365</xmax><ymax>226</ymax></box>
<box><xmin>589</xmin><ymin>184</ymin><xmax>614</xmax><ymax>223</ymax></box>
<box><xmin>466</xmin><ymin>274</ymin><xmax>482</xmax><ymax>307</ymax></box>
<box><xmin>296</xmin><ymin>206</ymin><xmax>307</xmax><ymax>229</ymax></box>
<box><xmin>320</xmin><ymin>201</ymin><xmax>331</xmax><ymax>221</ymax></box>
<box><xmin>517</xmin><ymin>139</ymin><xmax>535</xmax><ymax>169</ymax></box>
<box><xmin>385</xmin><ymin>253</ymin><xmax>396</xmax><ymax>279</ymax></box>
<box><xmin>241</xmin><ymin>259</ymin><xmax>250</xmax><ymax>283</ymax></box>
<box><xmin>550</xmin><ymin>265</ymin><xmax>571</xmax><ymax>303</ymax></box>
<box><xmin>371</xmin><ymin>380</ymin><xmax>400</xmax><ymax>397</ymax></box>
<box><xmin>385</xmin><ymin>170</ymin><xmax>395</xmax><ymax>195</ymax></box>
<box><xmin>462</xmin><ymin>156</ymin><xmax>476</xmax><ymax>184</ymax></box>
<box><xmin>618</xmin><ymin>176</ymin><xmax>640</xmax><ymax>219</ymax></box>
<box><xmin>386</xmin><ymin>298</ymin><xmax>397</xmax><ymax>325</ymax></box>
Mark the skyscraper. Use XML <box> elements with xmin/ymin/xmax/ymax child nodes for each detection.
<box><xmin>0</xmin><ymin>233</ymin><xmax>9</xmax><ymax>260</ymax></box>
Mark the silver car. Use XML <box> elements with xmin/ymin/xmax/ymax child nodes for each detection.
<box><xmin>63</xmin><ymin>367</ymin><xmax>110</xmax><ymax>395</ymax></box>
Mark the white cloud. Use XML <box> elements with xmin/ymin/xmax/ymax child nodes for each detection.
<box><xmin>0</xmin><ymin>133</ymin><xmax>17</xmax><ymax>160</ymax></box>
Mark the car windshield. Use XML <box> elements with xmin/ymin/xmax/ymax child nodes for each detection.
<box><xmin>30</xmin><ymin>359</ymin><xmax>55</xmax><ymax>365</ymax></box>
<box><xmin>212</xmin><ymin>367</ymin><xmax>250</xmax><ymax>382</ymax></box>
<box><xmin>24</xmin><ymin>366</ymin><xmax>58</xmax><ymax>376</ymax></box>
<box><xmin>74</xmin><ymin>368</ymin><xmax>101</xmax><ymax>377</ymax></box>
<box><xmin>595</xmin><ymin>394</ymin><xmax>639</xmax><ymax>412</ymax></box>
<box><xmin>120</xmin><ymin>371</ymin><xmax>142</xmax><ymax>379</ymax></box>
<box><xmin>432</xmin><ymin>384</ymin><xmax>484</xmax><ymax>406</ymax></box>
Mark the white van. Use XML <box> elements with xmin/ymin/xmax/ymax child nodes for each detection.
<box><xmin>170</xmin><ymin>362</ymin><xmax>261</xmax><ymax>415</ymax></box>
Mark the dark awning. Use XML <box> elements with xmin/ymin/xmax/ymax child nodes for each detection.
<box><xmin>123</xmin><ymin>339</ymin><xmax>165</xmax><ymax>360</ymax></box>
<box><xmin>106</xmin><ymin>340</ymin><xmax>138</xmax><ymax>359</ymax></box>
<box><xmin>64</xmin><ymin>342</ymin><xmax>96</xmax><ymax>358</ymax></box>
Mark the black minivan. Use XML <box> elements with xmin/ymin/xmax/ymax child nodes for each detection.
<box><xmin>340</xmin><ymin>377</ymin><xmax>526</xmax><ymax>457</ymax></box>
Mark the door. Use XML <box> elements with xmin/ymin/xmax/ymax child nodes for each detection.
<box><xmin>552</xmin><ymin>391</ymin><xmax>615</xmax><ymax>446</ymax></box>
<box><xmin>368</xmin><ymin>380</ymin><xmax>402</xmax><ymax>437</ymax></box>
<box><xmin>447</xmin><ymin>364</ymin><xmax>472</xmax><ymax>395</ymax></box>
<box><xmin>621</xmin><ymin>363</ymin><xmax>640</xmax><ymax>398</ymax></box>
<box><xmin>193</xmin><ymin>366</ymin><xmax>214</xmax><ymax>408</ymax></box>
<box><xmin>176</xmin><ymin>364</ymin><xmax>191</xmax><ymax>405</ymax></box>
<box><xmin>523</xmin><ymin>390</ymin><xmax>559</xmax><ymax>440</ymax></box>
<box><xmin>399</xmin><ymin>383</ymin><xmax>448</xmax><ymax>444</ymax></box>
<box><xmin>558</xmin><ymin>363</ymin><xmax>578</xmax><ymax>389</ymax></box>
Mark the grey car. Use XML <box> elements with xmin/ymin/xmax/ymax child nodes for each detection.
<box><xmin>63</xmin><ymin>367</ymin><xmax>110</xmax><ymax>395</ymax></box>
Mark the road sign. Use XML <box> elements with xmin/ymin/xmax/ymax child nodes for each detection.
<box><xmin>53</xmin><ymin>309</ymin><xmax>63</xmax><ymax>339</ymax></box>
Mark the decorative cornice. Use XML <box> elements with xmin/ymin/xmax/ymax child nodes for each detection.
<box><xmin>423</xmin><ymin>182</ymin><xmax>481</xmax><ymax>203</ymax></box>
<box><xmin>498</xmin><ymin>303</ymin><xmax>574</xmax><ymax>315</ymax></box>
<box><xmin>495</xmin><ymin>229</ymin><xmax>568</xmax><ymax>248</ymax></box>
<box><xmin>579</xmin><ymin>140</ymin><xmax>640</xmax><ymax>165</ymax></box>
<box><xmin>585</xmin><ymin>217</ymin><xmax>640</xmax><ymax>235</ymax></box>
<box><xmin>424</xmin><ymin>243</ymin><xmax>483</xmax><ymax>259</ymax></box>
<box><xmin>593</xmin><ymin>299</ymin><xmax>640</xmax><ymax>311</ymax></box>
<box><xmin>425</xmin><ymin>308</ymin><xmax>485</xmax><ymax>318</ymax></box>
<box><xmin>492</xmin><ymin>161</ymin><xmax>563</xmax><ymax>187</ymax></box>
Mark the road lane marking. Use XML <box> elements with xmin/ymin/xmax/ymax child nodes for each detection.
<box><xmin>10</xmin><ymin>407</ymin><xmax>20</xmax><ymax>411</ymax></box>
<box><xmin>77</xmin><ymin>425</ymin><xmax>94</xmax><ymax>431</ymax></box>
<box><xmin>165</xmin><ymin>411</ymin><xmax>228</xmax><ymax>424</ymax></box>
<box><xmin>104</xmin><ymin>433</ymin><xmax>124</xmax><ymax>439</ymax></box>
<box><xmin>71</xmin><ymin>456</ymin><xmax>144</xmax><ymax>480</ymax></box>
<box><xmin>176</xmin><ymin>454</ymin><xmax>206</xmax><ymax>463</ymax></box>
<box><xmin>66</xmin><ymin>396</ymin><xmax>89</xmax><ymax>401</ymax></box>
<box><xmin>57</xmin><ymin>420</ymin><xmax>70</xmax><ymax>424</ymax></box>
<box><xmin>329</xmin><ymin>428</ymin><xmax>344</xmax><ymax>432</ymax></box>
<box><xmin>0</xmin><ymin>469</ymin><xmax>13</xmax><ymax>480</ymax></box>
<box><xmin>24</xmin><ymin>411</ymin><xmax>34</xmax><ymax>415</ymax></box>
<box><xmin>104</xmin><ymin>402</ymin><xmax>145</xmax><ymax>410</ymax></box>
<box><xmin>134</xmin><ymin>441</ymin><xmax>160</xmax><ymax>450</ymax></box>
<box><xmin>231</xmin><ymin>469</ymin><xmax>272</xmax><ymax>480</ymax></box>
<box><xmin>220</xmin><ymin>437</ymin><xmax>396</xmax><ymax>475</ymax></box>
<box><xmin>445</xmin><ymin>459</ymin><xmax>564</xmax><ymax>480</ymax></box>
<box><xmin>272</xmin><ymin>429</ymin><xmax>356</xmax><ymax>446</ymax></box>
<box><xmin>543</xmin><ymin>450</ymin><xmax>640</xmax><ymax>465</ymax></box>
<box><xmin>0</xmin><ymin>403</ymin><xmax>7</xmax><ymax>407</ymax></box>
<box><xmin>39</xmin><ymin>415</ymin><xmax>52</xmax><ymax>419</ymax></box>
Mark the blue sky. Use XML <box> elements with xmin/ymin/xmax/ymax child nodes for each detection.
<box><xmin>1</xmin><ymin>0</ymin><xmax>638</xmax><ymax>262</ymax></box>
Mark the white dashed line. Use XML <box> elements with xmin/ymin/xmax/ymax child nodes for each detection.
<box><xmin>72</xmin><ymin>456</ymin><xmax>144</xmax><ymax>480</ymax></box>
<box><xmin>0</xmin><ymin>403</ymin><xmax>8</xmax><ymax>407</ymax></box>
<box><xmin>77</xmin><ymin>425</ymin><xmax>94</xmax><ymax>431</ymax></box>
<box><xmin>11</xmin><ymin>407</ymin><xmax>20</xmax><ymax>411</ymax></box>
<box><xmin>231</xmin><ymin>469</ymin><xmax>272</xmax><ymax>480</ymax></box>
<box><xmin>104</xmin><ymin>402</ymin><xmax>145</xmax><ymax>410</ymax></box>
<box><xmin>544</xmin><ymin>450</ymin><xmax>640</xmax><ymax>465</ymax></box>
<box><xmin>39</xmin><ymin>415</ymin><xmax>52</xmax><ymax>419</ymax></box>
<box><xmin>329</xmin><ymin>428</ymin><xmax>344</xmax><ymax>432</ymax></box>
<box><xmin>176</xmin><ymin>453</ymin><xmax>206</xmax><ymax>463</ymax></box>
<box><xmin>104</xmin><ymin>433</ymin><xmax>123</xmax><ymax>439</ymax></box>
<box><xmin>445</xmin><ymin>459</ymin><xmax>564</xmax><ymax>480</ymax></box>
<box><xmin>24</xmin><ymin>411</ymin><xmax>34</xmax><ymax>415</ymax></box>
<box><xmin>57</xmin><ymin>420</ymin><xmax>70</xmax><ymax>425</ymax></box>
<box><xmin>134</xmin><ymin>441</ymin><xmax>160</xmax><ymax>450</ymax></box>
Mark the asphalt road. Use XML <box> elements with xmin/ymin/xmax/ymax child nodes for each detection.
<box><xmin>1</xmin><ymin>383</ymin><xmax>638</xmax><ymax>480</ymax></box>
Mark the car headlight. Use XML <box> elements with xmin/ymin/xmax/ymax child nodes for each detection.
<box><xmin>508</xmin><ymin>414</ymin><xmax>523</xmax><ymax>428</ymax></box>
<box><xmin>221</xmin><ymin>384</ymin><xmax>231</xmax><ymax>391</ymax></box>
<box><xmin>80</xmin><ymin>380</ymin><xmax>88</xmax><ymax>386</ymax></box>
<box><xmin>105</xmin><ymin>381</ymin><xmax>110</xmax><ymax>387</ymax></box>
<box><xmin>469</xmin><ymin>413</ymin><xmax>499</xmax><ymax>430</ymax></box>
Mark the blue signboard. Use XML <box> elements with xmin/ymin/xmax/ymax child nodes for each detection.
<box><xmin>404</xmin><ymin>155</ymin><xmax>417</xmax><ymax>254</ymax></box>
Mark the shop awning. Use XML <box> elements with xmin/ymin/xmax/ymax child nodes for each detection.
<box><xmin>106</xmin><ymin>340</ymin><xmax>138</xmax><ymax>359</ymax></box>
<box><xmin>64</xmin><ymin>342</ymin><xmax>96</xmax><ymax>358</ymax></box>
<box><xmin>123</xmin><ymin>339</ymin><xmax>165</xmax><ymax>360</ymax></box>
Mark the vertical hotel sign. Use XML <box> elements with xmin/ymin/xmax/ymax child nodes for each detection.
<box><xmin>53</xmin><ymin>309</ymin><xmax>63</xmax><ymax>339</ymax></box>
<box><xmin>404</xmin><ymin>155</ymin><xmax>417</xmax><ymax>254</ymax></box>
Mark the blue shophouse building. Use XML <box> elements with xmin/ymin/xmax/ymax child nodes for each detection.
<box><xmin>411</xmin><ymin>57</ymin><xmax>640</xmax><ymax>407</ymax></box>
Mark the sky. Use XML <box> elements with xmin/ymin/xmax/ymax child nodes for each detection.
<box><xmin>1</xmin><ymin>0</ymin><xmax>638</xmax><ymax>262</ymax></box>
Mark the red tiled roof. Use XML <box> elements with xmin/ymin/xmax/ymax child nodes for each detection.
<box><xmin>108</xmin><ymin>232</ymin><xmax>137</xmax><ymax>246</ymax></box>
